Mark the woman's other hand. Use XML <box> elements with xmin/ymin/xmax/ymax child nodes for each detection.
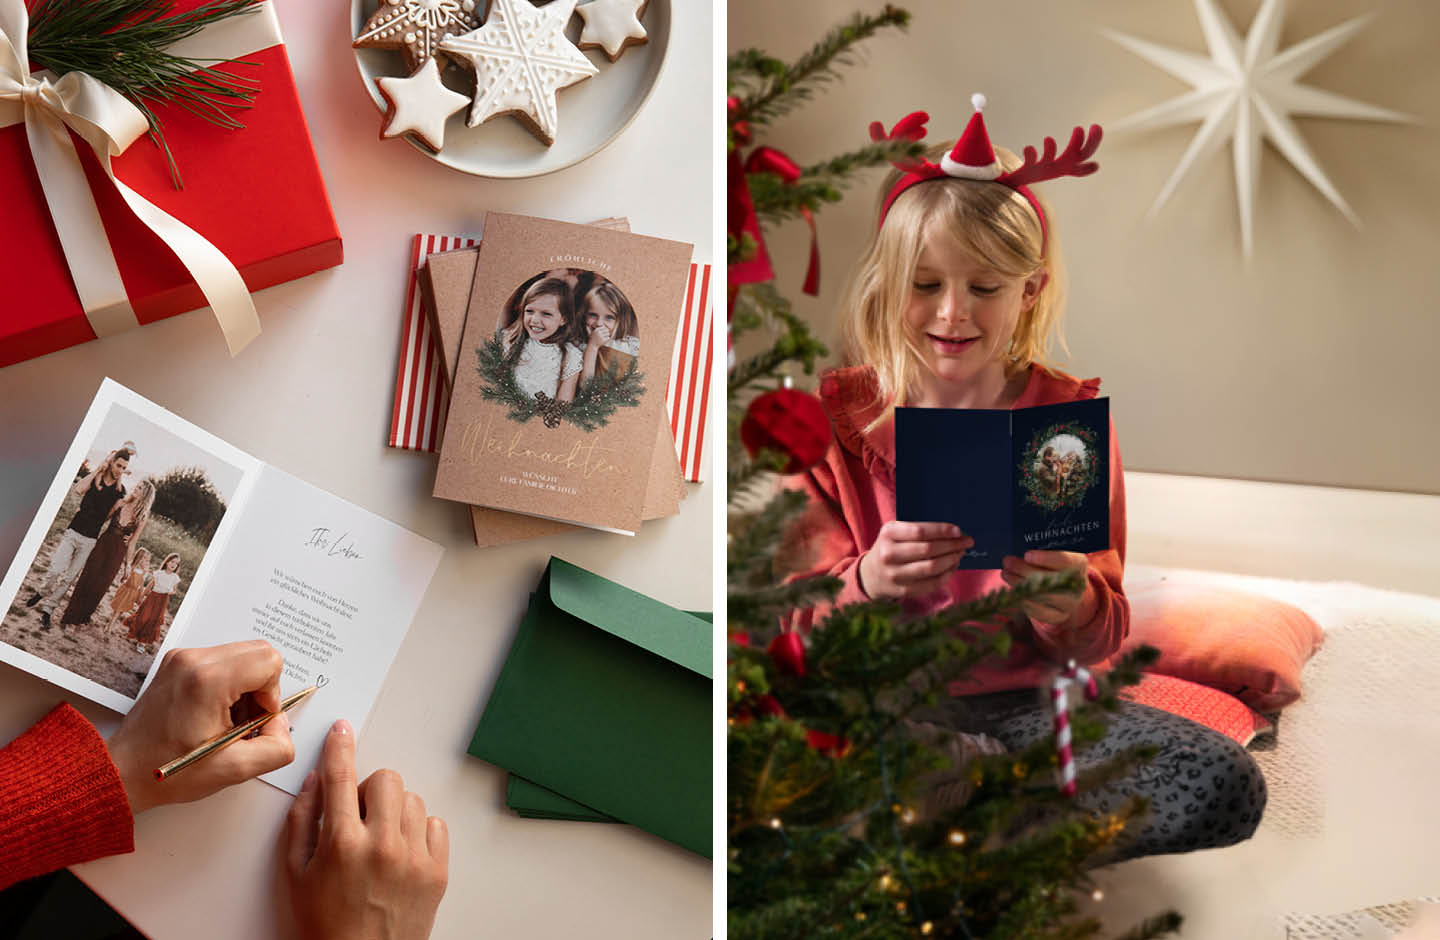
<box><xmin>286</xmin><ymin>721</ymin><xmax>449</xmax><ymax>940</ymax></box>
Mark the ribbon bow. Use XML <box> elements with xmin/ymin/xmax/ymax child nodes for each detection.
<box><xmin>0</xmin><ymin>0</ymin><xmax>260</xmax><ymax>354</ymax></box>
<box><xmin>742</xmin><ymin>146</ymin><xmax>820</xmax><ymax>298</ymax></box>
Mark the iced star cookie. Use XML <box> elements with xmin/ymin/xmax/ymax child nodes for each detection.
<box><xmin>377</xmin><ymin>58</ymin><xmax>471</xmax><ymax>151</ymax></box>
<box><xmin>439</xmin><ymin>0</ymin><xmax>598</xmax><ymax>146</ymax></box>
<box><xmin>576</xmin><ymin>0</ymin><xmax>648</xmax><ymax>62</ymax></box>
<box><xmin>355</xmin><ymin>0</ymin><xmax>481</xmax><ymax>73</ymax></box>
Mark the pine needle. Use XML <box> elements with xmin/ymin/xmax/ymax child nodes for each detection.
<box><xmin>27</xmin><ymin>0</ymin><xmax>264</xmax><ymax>188</ymax></box>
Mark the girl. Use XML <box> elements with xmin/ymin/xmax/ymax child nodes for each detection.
<box><xmin>578</xmin><ymin>279</ymin><xmax>641</xmax><ymax>386</ymax></box>
<box><xmin>125</xmin><ymin>552</ymin><xmax>180</xmax><ymax>652</ymax></box>
<box><xmin>783</xmin><ymin>97</ymin><xmax>1264</xmax><ymax>860</ymax></box>
<box><xmin>501</xmin><ymin>277</ymin><xmax>585</xmax><ymax>404</ymax></box>
<box><xmin>107</xmin><ymin>548</ymin><xmax>152</xmax><ymax>630</ymax></box>
<box><xmin>60</xmin><ymin>478</ymin><xmax>155</xmax><ymax>628</ymax></box>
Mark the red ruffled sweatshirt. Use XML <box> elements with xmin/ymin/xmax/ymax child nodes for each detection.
<box><xmin>782</xmin><ymin>364</ymin><xmax>1130</xmax><ymax>695</ymax></box>
<box><xmin>0</xmin><ymin>704</ymin><xmax>134</xmax><ymax>890</ymax></box>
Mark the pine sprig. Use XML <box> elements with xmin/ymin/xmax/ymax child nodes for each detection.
<box><xmin>727</xmin><ymin>289</ymin><xmax>829</xmax><ymax>394</ymax></box>
<box><xmin>475</xmin><ymin>333</ymin><xmax>645</xmax><ymax>432</ymax></box>
<box><xmin>728</xmin><ymin>5</ymin><xmax>911</xmax><ymax>130</ymax></box>
<box><xmin>27</xmin><ymin>0</ymin><xmax>264</xmax><ymax>189</ymax></box>
<box><xmin>748</xmin><ymin>139</ymin><xmax>929</xmax><ymax>226</ymax></box>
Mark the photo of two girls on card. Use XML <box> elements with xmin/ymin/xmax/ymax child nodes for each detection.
<box><xmin>497</xmin><ymin>268</ymin><xmax>642</xmax><ymax>408</ymax></box>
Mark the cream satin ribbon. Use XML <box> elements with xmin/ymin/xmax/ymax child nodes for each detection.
<box><xmin>0</xmin><ymin>0</ymin><xmax>284</xmax><ymax>355</ymax></box>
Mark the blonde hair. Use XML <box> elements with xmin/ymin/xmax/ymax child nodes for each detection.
<box><xmin>132</xmin><ymin>548</ymin><xmax>152</xmax><ymax>569</ymax></box>
<box><xmin>841</xmin><ymin>146</ymin><xmax>1069</xmax><ymax>428</ymax></box>
<box><xmin>118</xmin><ymin>478</ymin><xmax>157</xmax><ymax>531</ymax></box>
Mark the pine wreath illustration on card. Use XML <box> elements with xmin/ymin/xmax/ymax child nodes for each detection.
<box><xmin>475</xmin><ymin>334</ymin><xmax>645</xmax><ymax>431</ymax></box>
<box><xmin>1018</xmin><ymin>421</ymin><xmax>1099</xmax><ymax>511</ymax></box>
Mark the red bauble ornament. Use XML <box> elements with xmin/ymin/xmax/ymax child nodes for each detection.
<box><xmin>805</xmin><ymin>729</ymin><xmax>852</xmax><ymax>758</ymax></box>
<box><xmin>767</xmin><ymin>630</ymin><xmax>807</xmax><ymax>677</ymax></box>
<box><xmin>741</xmin><ymin>388</ymin><xmax>831</xmax><ymax>474</ymax></box>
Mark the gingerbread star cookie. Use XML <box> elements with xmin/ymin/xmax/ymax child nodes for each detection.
<box><xmin>576</xmin><ymin>0</ymin><xmax>648</xmax><ymax>62</ymax></box>
<box><xmin>377</xmin><ymin>57</ymin><xmax>471</xmax><ymax>151</ymax></box>
<box><xmin>355</xmin><ymin>0</ymin><xmax>481</xmax><ymax>72</ymax></box>
<box><xmin>439</xmin><ymin>0</ymin><xmax>598</xmax><ymax>146</ymax></box>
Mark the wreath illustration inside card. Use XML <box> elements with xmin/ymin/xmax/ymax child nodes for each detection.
<box><xmin>1018</xmin><ymin>421</ymin><xmax>1100</xmax><ymax>513</ymax></box>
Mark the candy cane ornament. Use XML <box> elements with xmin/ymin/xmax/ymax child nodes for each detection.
<box><xmin>1051</xmin><ymin>659</ymin><xmax>1099</xmax><ymax>797</ymax></box>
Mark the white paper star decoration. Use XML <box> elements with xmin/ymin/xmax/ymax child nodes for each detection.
<box><xmin>1105</xmin><ymin>0</ymin><xmax>1413</xmax><ymax>257</ymax></box>
<box><xmin>439</xmin><ymin>0</ymin><xmax>598</xmax><ymax>146</ymax></box>
<box><xmin>377</xmin><ymin>58</ymin><xmax>471</xmax><ymax>152</ymax></box>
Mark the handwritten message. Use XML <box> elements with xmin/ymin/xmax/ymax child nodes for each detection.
<box><xmin>251</xmin><ymin>569</ymin><xmax>357</xmax><ymax>683</ymax></box>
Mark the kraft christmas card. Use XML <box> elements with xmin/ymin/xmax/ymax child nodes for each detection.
<box><xmin>432</xmin><ymin>213</ymin><xmax>693</xmax><ymax>534</ymax></box>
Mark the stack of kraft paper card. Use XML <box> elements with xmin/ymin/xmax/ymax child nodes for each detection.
<box><xmin>392</xmin><ymin>214</ymin><xmax>712</xmax><ymax>545</ymax></box>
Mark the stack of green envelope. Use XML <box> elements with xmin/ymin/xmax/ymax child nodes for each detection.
<box><xmin>469</xmin><ymin>557</ymin><xmax>712</xmax><ymax>858</ymax></box>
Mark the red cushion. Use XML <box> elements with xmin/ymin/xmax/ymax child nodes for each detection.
<box><xmin>1118</xmin><ymin>583</ymin><xmax>1324</xmax><ymax>711</ymax></box>
<box><xmin>1119</xmin><ymin>673</ymin><xmax>1273</xmax><ymax>746</ymax></box>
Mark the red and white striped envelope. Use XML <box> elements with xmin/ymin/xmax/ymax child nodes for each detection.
<box><xmin>388</xmin><ymin>234</ymin><xmax>712</xmax><ymax>483</ymax></box>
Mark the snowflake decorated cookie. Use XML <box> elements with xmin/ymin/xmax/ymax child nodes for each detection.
<box><xmin>439</xmin><ymin>0</ymin><xmax>598</xmax><ymax>146</ymax></box>
<box><xmin>576</xmin><ymin>0</ymin><xmax>648</xmax><ymax>62</ymax></box>
<box><xmin>355</xmin><ymin>0</ymin><xmax>481</xmax><ymax>73</ymax></box>
<box><xmin>377</xmin><ymin>57</ymin><xmax>471</xmax><ymax>151</ymax></box>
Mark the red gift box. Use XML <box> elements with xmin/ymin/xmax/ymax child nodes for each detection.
<box><xmin>0</xmin><ymin>0</ymin><xmax>342</xmax><ymax>367</ymax></box>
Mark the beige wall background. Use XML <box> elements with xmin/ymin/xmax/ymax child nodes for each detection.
<box><xmin>730</xmin><ymin>0</ymin><xmax>1440</xmax><ymax>495</ymax></box>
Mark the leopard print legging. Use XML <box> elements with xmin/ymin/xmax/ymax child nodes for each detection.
<box><xmin>927</xmin><ymin>690</ymin><xmax>1267</xmax><ymax>861</ymax></box>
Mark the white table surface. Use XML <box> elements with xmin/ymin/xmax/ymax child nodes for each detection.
<box><xmin>0</xmin><ymin>1</ymin><xmax>717</xmax><ymax>937</ymax></box>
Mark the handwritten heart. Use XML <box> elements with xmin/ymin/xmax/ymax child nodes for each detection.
<box><xmin>315</xmin><ymin>674</ymin><xmax>330</xmax><ymax>688</ymax></box>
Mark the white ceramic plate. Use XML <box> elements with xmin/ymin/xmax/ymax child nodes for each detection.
<box><xmin>351</xmin><ymin>0</ymin><xmax>670</xmax><ymax>179</ymax></box>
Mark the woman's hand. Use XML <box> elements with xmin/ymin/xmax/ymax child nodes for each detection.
<box><xmin>286</xmin><ymin>721</ymin><xmax>449</xmax><ymax>940</ymax></box>
<box><xmin>857</xmin><ymin>521</ymin><xmax>973</xmax><ymax>600</ymax></box>
<box><xmin>999</xmin><ymin>550</ymin><xmax>1095</xmax><ymax>627</ymax></box>
<box><xmin>105</xmin><ymin>640</ymin><xmax>295</xmax><ymax>814</ymax></box>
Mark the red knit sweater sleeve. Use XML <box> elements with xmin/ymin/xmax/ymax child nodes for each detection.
<box><xmin>0</xmin><ymin>703</ymin><xmax>134</xmax><ymax>890</ymax></box>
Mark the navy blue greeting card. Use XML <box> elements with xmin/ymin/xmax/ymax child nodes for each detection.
<box><xmin>895</xmin><ymin>398</ymin><xmax>1109</xmax><ymax>569</ymax></box>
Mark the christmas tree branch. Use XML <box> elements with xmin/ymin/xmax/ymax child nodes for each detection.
<box><xmin>748</xmin><ymin>139</ymin><xmax>928</xmax><ymax>226</ymax></box>
<box><xmin>729</xmin><ymin>6</ymin><xmax>911</xmax><ymax>129</ymax></box>
<box><xmin>28</xmin><ymin>0</ymin><xmax>264</xmax><ymax>188</ymax></box>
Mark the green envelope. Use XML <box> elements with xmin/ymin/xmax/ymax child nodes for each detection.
<box><xmin>503</xmin><ymin>610</ymin><xmax>714</xmax><ymax>825</ymax></box>
<box><xmin>469</xmin><ymin>557</ymin><xmax>712</xmax><ymax>857</ymax></box>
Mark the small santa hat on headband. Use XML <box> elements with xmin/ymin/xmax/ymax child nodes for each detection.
<box><xmin>939</xmin><ymin>93</ymin><xmax>1002</xmax><ymax>180</ymax></box>
<box><xmin>870</xmin><ymin>93</ymin><xmax>1104</xmax><ymax>250</ymax></box>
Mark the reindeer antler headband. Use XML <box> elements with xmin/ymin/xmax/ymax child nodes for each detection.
<box><xmin>872</xmin><ymin>93</ymin><xmax>1103</xmax><ymax>255</ymax></box>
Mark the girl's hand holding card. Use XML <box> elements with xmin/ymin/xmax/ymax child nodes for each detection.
<box><xmin>858</xmin><ymin>520</ymin><xmax>974</xmax><ymax>600</ymax></box>
<box><xmin>1000</xmin><ymin>550</ymin><xmax>1095</xmax><ymax>629</ymax></box>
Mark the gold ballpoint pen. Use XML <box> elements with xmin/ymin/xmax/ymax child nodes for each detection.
<box><xmin>154</xmin><ymin>684</ymin><xmax>319</xmax><ymax>781</ymax></box>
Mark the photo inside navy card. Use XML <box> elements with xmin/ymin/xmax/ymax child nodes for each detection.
<box><xmin>1009</xmin><ymin>398</ymin><xmax>1110</xmax><ymax>557</ymax></box>
<box><xmin>894</xmin><ymin>407</ymin><xmax>1013</xmax><ymax>570</ymax></box>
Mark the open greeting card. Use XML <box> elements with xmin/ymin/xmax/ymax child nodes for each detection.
<box><xmin>895</xmin><ymin>398</ymin><xmax>1110</xmax><ymax>569</ymax></box>
<box><xmin>0</xmin><ymin>380</ymin><xmax>442</xmax><ymax>794</ymax></box>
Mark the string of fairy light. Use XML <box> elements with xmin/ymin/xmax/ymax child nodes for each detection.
<box><xmin>753</xmin><ymin>796</ymin><xmax>1115</xmax><ymax>935</ymax></box>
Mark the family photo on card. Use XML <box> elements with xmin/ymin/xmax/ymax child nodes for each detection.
<box><xmin>1</xmin><ymin>403</ymin><xmax>244</xmax><ymax>698</ymax></box>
